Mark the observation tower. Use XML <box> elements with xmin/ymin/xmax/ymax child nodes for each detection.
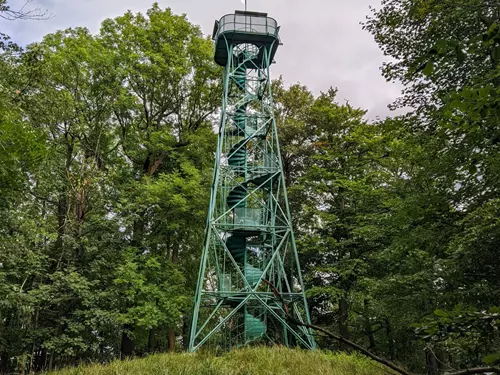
<box><xmin>189</xmin><ymin>10</ymin><xmax>316</xmax><ymax>351</ymax></box>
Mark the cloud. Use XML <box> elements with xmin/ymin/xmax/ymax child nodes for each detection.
<box><xmin>0</xmin><ymin>0</ymin><xmax>403</xmax><ymax>119</ymax></box>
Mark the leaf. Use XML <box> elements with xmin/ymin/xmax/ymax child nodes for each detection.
<box><xmin>493</xmin><ymin>46</ymin><xmax>500</xmax><ymax>62</ymax></box>
<box><xmin>469</xmin><ymin>164</ymin><xmax>477</xmax><ymax>175</ymax></box>
<box><xmin>488</xmin><ymin>23</ymin><xmax>499</xmax><ymax>33</ymax></box>
<box><xmin>459</xmin><ymin>102</ymin><xmax>469</xmax><ymax>112</ymax></box>
<box><xmin>434</xmin><ymin>309</ymin><xmax>448</xmax><ymax>317</ymax></box>
<box><xmin>483</xmin><ymin>353</ymin><xmax>500</xmax><ymax>365</ymax></box>
<box><xmin>435</xmin><ymin>39</ymin><xmax>448</xmax><ymax>51</ymax></box>
<box><xmin>422</xmin><ymin>61</ymin><xmax>434</xmax><ymax>77</ymax></box>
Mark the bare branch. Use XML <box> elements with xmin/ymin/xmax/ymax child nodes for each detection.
<box><xmin>0</xmin><ymin>0</ymin><xmax>51</xmax><ymax>20</ymax></box>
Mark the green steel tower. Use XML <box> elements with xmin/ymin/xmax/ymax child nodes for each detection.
<box><xmin>189</xmin><ymin>10</ymin><xmax>315</xmax><ymax>351</ymax></box>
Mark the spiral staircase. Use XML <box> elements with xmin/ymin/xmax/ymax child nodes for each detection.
<box><xmin>223</xmin><ymin>52</ymin><xmax>275</xmax><ymax>342</ymax></box>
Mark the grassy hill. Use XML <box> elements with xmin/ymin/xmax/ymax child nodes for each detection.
<box><xmin>48</xmin><ymin>347</ymin><xmax>393</xmax><ymax>375</ymax></box>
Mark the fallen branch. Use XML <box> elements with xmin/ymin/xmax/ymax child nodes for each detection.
<box><xmin>262</xmin><ymin>280</ymin><xmax>500</xmax><ymax>375</ymax></box>
<box><xmin>294</xmin><ymin>318</ymin><xmax>413</xmax><ymax>375</ymax></box>
<box><xmin>446</xmin><ymin>367</ymin><xmax>500</xmax><ymax>375</ymax></box>
<box><xmin>262</xmin><ymin>279</ymin><xmax>413</xmax><ymax>375</ymax></box>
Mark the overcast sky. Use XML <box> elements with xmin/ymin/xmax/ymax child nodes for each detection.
<box><xmin>1</xmin><ymin>0</ymin><xmax>404</xmax><ymax>119</ymax></box>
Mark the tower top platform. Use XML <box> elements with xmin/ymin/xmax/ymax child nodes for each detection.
<box><xmin>212</xmin><ymin>10</ymin><xmax>280</xmax><ymax>67</ymax></box>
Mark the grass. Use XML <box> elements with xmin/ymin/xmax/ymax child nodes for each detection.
<box><xmin>48</xmin><ymin>347</ymin><xmax>393</xmax><ymax>375</ymax></box>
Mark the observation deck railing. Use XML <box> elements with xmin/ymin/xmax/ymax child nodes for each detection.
<box><xmin>213</xmin><ymin>12</ymin><xmax>279</xmax><ymax>40</ymax></box>
<box><xmin>212</xmin><ymin>11</ymin><xmax>280</xmax><ymax>67</ymax></box>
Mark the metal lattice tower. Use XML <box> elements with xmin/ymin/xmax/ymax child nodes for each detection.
<box><xmin>189</xmin><ymin>10</ymin><xmax>316</xmax><ymax>351</ymax></box>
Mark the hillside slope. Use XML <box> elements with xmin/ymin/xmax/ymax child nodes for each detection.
<box><xmin>49</xmin><ymin>347</ymin><xmax>392</xmax><ymax>375</ymax></box>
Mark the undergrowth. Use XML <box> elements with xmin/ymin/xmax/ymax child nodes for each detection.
<box><xmin>48</xmin><ymin>347</ymin><xmax>393</xmax><ymax>375</ymax></box>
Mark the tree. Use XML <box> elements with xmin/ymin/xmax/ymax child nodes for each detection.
<box><xmin>273</xmin><ymin>77</ymin><xmax>315</xmax><ymax>187</ymax></box>
<box><xmin>364</xmin><ymin>0</ymin><xmax>500</xmax><ymax>371</ymax></box>
<box><xmin>98</xmin><ymin>3</ymin><xmax>220</xmax><ymax>354</ymax></box>
<box><xmin>0</xmin><ymin>4</ymin><xmax>219</xmax><ymax>372</ymax></box>
<box><xmin>274</xmin><ymin>83</ymin><xmax>396</xmax><ymax>352</ymax></box>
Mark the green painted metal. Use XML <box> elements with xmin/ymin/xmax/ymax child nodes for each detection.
<box><xmin>189</xmin><ymin>10</ymin><xmax>316</xmax><ymax>352</ymax></box>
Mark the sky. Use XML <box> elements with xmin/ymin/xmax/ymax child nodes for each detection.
<box><xmin>0</xmin><ymin>0</ymin><xmax>404</xmax><ymax>120</ymax></box>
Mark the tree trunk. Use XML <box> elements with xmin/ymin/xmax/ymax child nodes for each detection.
<box><xmin>54</xmin><ymin>192</ymin><xmax>68</xmax><ymax>260</ymax></box>
<box><xmin>28</xmin><ymin>307</ymin><xmax>40</xmax><ymax>374</ymax></box>
<box><xmin>363</xmin><ymin>299</ymin><xmax>376</xmax><ymax>350</ymax></box>
<box><xmin>0</xmin><ymin>351</ymin><xmax>10</xmax><ymax>374</ymax></box>
<box><xmin>168</xmin><ymin>328</ymin><xmax>176</xmax><ymax>352</ymax></box>
<box><xmin>171</xmin><ymin>242</ymin><xmax>179</xmax><ymax>264</ymax></box>
<box><xmin>339</xmin><ymin>294</ymin><xmax>350</xmax><ymax>350</ymax></box>
<box><xmin>147</xmin><ymin>328</ymin><xmax>155</xmax><ymax>353</ymax></box>
<box><xmin>425</xmin><ymin>347</ymin><xmax>439</xmax><ymax>375</ymax></box>
<box><xmin>122</xmin><ymin>212</ymin><xmax>146</xmax><ymax>358</ymax></box>
<box><xmin>54</xmin><ymin>135</ymin><xmax>74</xmax><ymax>269</ymax></box>
<box><xmin>437</xmin><ymin>348</ymin><xmax>449</xmax><ymax>372</ymax></box>
<box><xmin>48</xmin><ymin>352</ymin><xmax>54</xmax><ymax>372</ymax></box>
<box><xmin>385</xmin><ymin>317</ymin><xmax>395</xmax><ymax>360</ymax></box>
<box><xmin>120</xmin><ymin>325</ymin><xmax>135</xmax><ymax>358</ymax></box>
<box><xmin>168</xmin><ymin>242</ymin><xmax>179</xmax><ymax>352</ymax></box>
<box><xmin>182</xmin><ymin>318</ymin><xmax>189</xmax><ymax>350</ymax></box>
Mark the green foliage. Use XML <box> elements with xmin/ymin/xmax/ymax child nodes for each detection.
<box><xmin>113</xmin><ymin>248</ymin><xmax>187</xmax><ymax>328</ymax></box>
<box><xmin>0</xmin><ymin>4</ymin><xmax>217</xmax><ymax>373</ymax></box>
<box><xmin>360</xmin><ymin>0</ymin><xmax>500</xmax><ymax>372</ymax></box>
<box><xmin>415</xmin><ymin>305</ymin><xmax>500</xmax><ymax>367</ymax></box>
<box><xmin>2</xmin><ymin>0</ymin><xmax>499</xmax><ymax>374</ymax></box>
